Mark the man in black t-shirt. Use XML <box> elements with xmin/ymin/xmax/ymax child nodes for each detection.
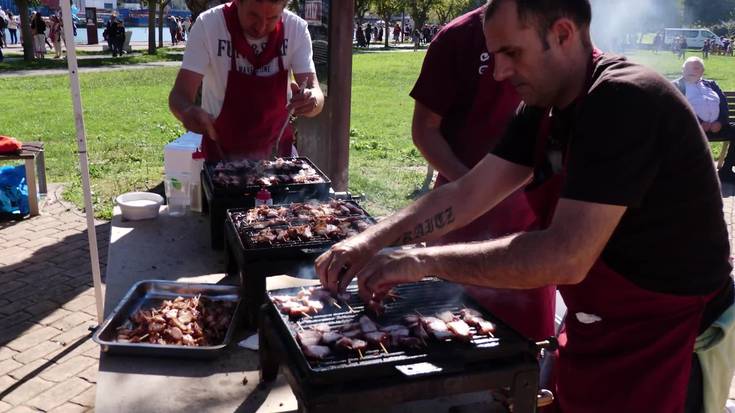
<box><xmin>316</xmin><ymin>0</ymin><xmax>734</xmax><ymax>412</ymax></box>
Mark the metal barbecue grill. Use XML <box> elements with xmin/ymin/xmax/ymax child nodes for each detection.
<box><xmin>259</xmin><ymin>279</ymin><xmax>556</xmax><ymax>413</ymax></box>
<box><xmin>201</xmin><ymin>157</ymin><xmax>332</xmax><ymax>249</ymax></box>
<box><xmin>224</xmin><ymin>200</ymin><xmax>376</xmax><ymax>326</ymax></box>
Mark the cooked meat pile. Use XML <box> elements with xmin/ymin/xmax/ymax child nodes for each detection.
<box><xmin>211</xmin><ymin>158</ymin><xmax>324</xmax><ymax>189</ymax></box>
<box><xmin>271</xmin><ymin>288</ymin><xmax>498</xmax><ymax>360</ymax></box>
<box><xmin>116</xmin><ymin>295</ymin><xmax>234</xmax><ymax>347</ymax></box>
<box><xmin>231</xmin><ymin>200</ymin><xmax>373</xmax><ymax>247</ymax></box>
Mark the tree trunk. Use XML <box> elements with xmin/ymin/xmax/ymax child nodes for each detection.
<box><xmin>17</xmin><ymin>0</ymin><xmax>34</xmax><ymax>60</ymax></box>
<box><xmin>148</xmin><ymin>1</ymin><xmax>156</xmax><ymax>54</ymax></box>
<box><xmin>158</xmin><ymin>4</ymin><xmax>164</xmax><ymax>48</ymax></box>
<box><xmin>384</xmin><ymin>17</ymin><xmax>390</xmax><ymax>48</ymax></box>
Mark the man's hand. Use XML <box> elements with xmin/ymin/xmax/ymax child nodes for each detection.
<box><xmin>315</xmin><ymin>233</ymin><xmax>380</xmax><ymax>295</ymax></box>
<box><xmin>181</xmin><ymin>105</ymin><xmax>218</xmax><ymax>141</ymax></box>
<box><xmin>287</xmin><ymin>82</ymin><xmax>318</xmax><ymax>117</ymax></box>
<box><xmin>711</xmin><ymin>121</ymin><xmax>723</xmax><ymax>133</ymax></box>
<box><xmin>702</xmin><ymin>121</ymin><xmax>712</xmax><ymax>132</ymax></box>
<box><xmin>357</xmin><ymin>249</ymin><xmax>426</xmax><ymax>304</ymax></box>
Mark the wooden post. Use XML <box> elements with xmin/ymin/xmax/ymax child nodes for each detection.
<box><xmin>297</xmin><ymin>1</ymin><xmax>354</xmax><ymax>192</ymax></box>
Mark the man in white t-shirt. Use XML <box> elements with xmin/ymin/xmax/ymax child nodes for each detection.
<box><xmin>169</xmin><ymin>0</ymin><xmax>324</xmax><ymax>161</ymax></box>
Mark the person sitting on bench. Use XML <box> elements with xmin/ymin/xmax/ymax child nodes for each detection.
<box><xmin>673</xmin><ymin>56</ymin><xmax>735</xmax><ymax>181</ymax></box>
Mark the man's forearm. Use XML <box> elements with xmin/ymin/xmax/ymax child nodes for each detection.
<box><xmin>169</xmin><ymin>88</ymin><xmax>192</xmax><ymax>124</ymax></box>
<box><xmin>359</xmin><ymin>181</ymin><xmax>479</xmax><ymax>250</ymax></box>
<box><xmin>419</xmin><ymin>230</ymin><xmax>584</xmax><ymax>289</ymax></box>
<box><xmin>414</xmin><ymin>128</ymin><xmax>469</xmax><ymax>181</ymax></box>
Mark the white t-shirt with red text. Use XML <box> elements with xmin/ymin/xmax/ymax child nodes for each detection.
<box><xmin>182</xmin><ymin>5</ymin><xmax>316</xmax><ymax>118</ymax></box>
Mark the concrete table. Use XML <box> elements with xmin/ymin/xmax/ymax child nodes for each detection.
<box><xmin>95</xmin><ymin>207</ymin><xmax>501</xmax><ymax>413</ymax></box>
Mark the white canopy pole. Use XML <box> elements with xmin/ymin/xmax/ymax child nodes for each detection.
<box><xmin>59</xmin><ymin>0</ymin><xmax>105</xmax><ymax>324</ymax></box>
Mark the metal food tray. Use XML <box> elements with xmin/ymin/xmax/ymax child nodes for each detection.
<box><xmin>93</xmin><ymin>280</ymin><xmax>242</xmax><ymax>359</ymax></box>
<box><xmin>203</xmin><ymin>157</ymin><xmax>332</xmax><ymax>198</ymax></box>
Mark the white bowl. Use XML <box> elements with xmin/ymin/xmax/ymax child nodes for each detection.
<box><xmin>116</xmin><ymin>192</ymin><xmax>164</xmax><ymax>221</ymax></box>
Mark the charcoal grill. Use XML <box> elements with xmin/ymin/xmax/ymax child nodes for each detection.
<box><xmin>224</xmin><ymin>199</ymin><xmax>375</xmax><ymax>326</ymax></box>
<box><xmin>201</xmin><ymin>157</ymin><xmax>331</xmax><ymax>249</ymax></box>
<box><xmin>259</xmin><ymin>279</ymin><xmax>556</xmax><ymax>413</ymax></box>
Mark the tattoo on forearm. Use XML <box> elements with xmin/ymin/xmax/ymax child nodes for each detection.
<box><xmin>396</xmin><ymin>207</ymin><xmax>455</xmax><ymax>244</ymax></box>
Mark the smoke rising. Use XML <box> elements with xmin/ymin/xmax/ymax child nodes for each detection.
<box><xmin>589</xmin><ymin>0</ymin><xmax>680</xmax><ymax>52</ymax></box>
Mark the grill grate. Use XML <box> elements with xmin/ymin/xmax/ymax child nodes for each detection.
<box><xmin>226</xmin><ymin>200</ymin><xmax>375</xmax><ymax>254</ymax></box>
<box><xmin>204</xmin><ymin>157</ymin><xmax>331</xmax><ymax>197</ymax></box>
<box><xmin>266</xmin><ymin>279</ymin><xmax>534</xmax><ymax>383</ymax></box>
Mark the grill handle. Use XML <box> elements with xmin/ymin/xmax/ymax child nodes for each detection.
<box><xmin>534</xmin><ymin>336</ymin><xmax>559</xmax><ymax>352</ymax></box>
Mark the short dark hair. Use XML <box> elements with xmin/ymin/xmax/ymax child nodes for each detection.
<box><xmin>484</xmin><ymin>0</ymin><xmax>592</xmax><ymax>48</ymax></box>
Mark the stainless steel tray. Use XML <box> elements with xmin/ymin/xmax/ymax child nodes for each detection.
<box><xmin>93</xmin><ymin>280</ymin><xmax>242</xmax><ymax>359</ymax></box>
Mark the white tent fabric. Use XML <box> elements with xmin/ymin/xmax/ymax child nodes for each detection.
<box><xmin>59</xmin><ymin>0</ymin><xmax>105</xmax><ymax>324</ymax></box>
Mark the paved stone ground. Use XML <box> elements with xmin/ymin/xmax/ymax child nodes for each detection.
<box><xmin>0</xmin><ymin>181</ymin><xmax>733</xmax><ymax>412</ymax></box>
<box><xmin>0</xmin><ymin>185</ymin><xmax>108</xmax><ymax>413</ymax></box>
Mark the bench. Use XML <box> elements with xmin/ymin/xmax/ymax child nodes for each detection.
<box><xmin>0</xmin><ymin>142</ymin><xmax>47</xmax><ymax>217</ymax></box>
<box><xmin>708</xmin><ymin>91</ymin><xmax>735</xmax><ymax>168</ymax></box>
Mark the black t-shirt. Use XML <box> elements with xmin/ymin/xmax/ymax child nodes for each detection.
<box><xmin>493</xmin><ymin>54</ymin><xmax>732</xmax><ymax>297</ymax></box>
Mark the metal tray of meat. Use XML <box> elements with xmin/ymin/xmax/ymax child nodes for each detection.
<box><xmin>93</xmin><ymin>280</ymin><xmax>242</xmax><ymax>359</ymax></box>
<box><xmin>225</xmin><ymin>200</ymin><xmax>376</xmax><ymax>262</ymax></box>
<box><xmin>203</xmin><ymin>157</ymin><xmax>332</xmax><ymax>198</ymax></box>
<box><xmin>263</xmin><ymin>279</ymin><xmax>541</xmax><ymax>384</ymax></box>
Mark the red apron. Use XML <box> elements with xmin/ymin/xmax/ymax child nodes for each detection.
<box><xmin>527</xmin><ymin>64</ymin><xmax>723</xmax><ymax>412</ymax></box>
<box><xmin>202</xmin><ymin>3</ymin><xmax>294</xmax><ymax>161</ymax></box>
<box><xmin>433</xmin><ymin>56</ymin><xmax>555</xmax><ymax>341</ymax></box>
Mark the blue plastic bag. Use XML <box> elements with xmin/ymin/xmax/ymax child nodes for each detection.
<box><xmin>0</xmin><ymin>165</ymin><xmax>30</xmax><ymax>216</ymax></box>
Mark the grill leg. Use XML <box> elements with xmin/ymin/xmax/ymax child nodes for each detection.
<box><xmin>259</xmin><ymin>311</ymin><xmax>279</xmax><ymax>383</ymax></box>
<box><xmin>510</xmin><ymin>369</ymin><xmax>539</xmax><ymax>413</ymax></box>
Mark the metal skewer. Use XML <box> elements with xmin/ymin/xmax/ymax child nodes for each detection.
<box><xmin>273</xmin><ymin>81</ymin><xmax>307</xmax><ymax>159</ymax></box>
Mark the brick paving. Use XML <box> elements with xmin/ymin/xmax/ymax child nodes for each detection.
<box><xmin>0</xmin><ymin>180</ymin><xmax>733</xmax><ymax>412</ymax></box>
<box><xmin>0</xmin><ymin>185</ymin><xmax>107</xmax><ymax>413</ymax></box>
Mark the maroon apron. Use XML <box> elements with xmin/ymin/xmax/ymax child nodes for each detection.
<box><xmin>202</xmin><ymin>3</ymin><xmax>294</xmax><ymax>161</ymax></box>
<box><xmin>527</xmin><ymin>56</ymin><xmax>723</xmax><ymax>412</ymax></box>
<box><xmin>433</xmin><ymin>56</ymin><xmax>555</xmax><ymax>341</ymax></box>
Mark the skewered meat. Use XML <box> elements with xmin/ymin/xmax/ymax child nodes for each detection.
<box><xmin>342</xmin><ymin>329</ymin><xmax>363</xmax><ymax>339</ymax></box>
<box><xmin>115</xmin><ymin>295</ymin><xmax>233</xmax><ymax>347</ymax></box>
<box><xmin>460</xmin><ymin>308</ymin><xmax>496</xmax><ymax>335</ymax></box>
<box><xmin>364</xmin><ymin>331</ymin><xmax>389</xmax><ymax>347</ymax></box>
<box><xmin>321</xmin><ymin>332</ymin><xmax>344</xmax><ymax>345</ymax></box>
<box><xmin>335</xmin><ymin>337</ymin><xmax>368</xmax><ymax>352</ymax></box>
<box><xmin>446</xmin><ymin>320</ymin><xmax>472</xmax><ymax>342</ymax></box>
<box><xmin>312</xmin><ymin>323</ymin><xmax>331</xmax><ymax>333</ymax></box>
<box><xmin>303</xmin><ymin>345</ymin><xmax>332</xmax><ymax>360</ymax></box>
<box><xmin>477</xmin><ymin>320</ymin><xmax>496</xmax><ymax>335</ymax></box>
<box><xmin>297</xmin><ymin>330</ymin><xmax>323</xmax><ymax>346</ymax></box>
<box><xmin>410</xmin><ymin>323</ymin><xmax>430</xmax><ymax>342</ymax></box>
<box><xmin>398</xmin><ymin>336</ymin><xmax>425</xmax><ymax>350</ymax></box>
<box><xmin>437</xmin><ymin>311</ymin><xmax>457</xmax><ymax>323</ymax></box>
<box><xmin>359</xmin><ymin>315</ymin><xmax>378</xmax><ymax>333</ymax></box>
<box><xmin>421</xmin><ymin>317</ymin><xmax>454</xmax><ymax>341</ymax></box>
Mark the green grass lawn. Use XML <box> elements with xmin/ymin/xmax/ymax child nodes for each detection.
<box><xmin>0</xmin><ymin>49</ymin><xmax>182</xmax><ymax>71</ymax></box>
<box><xmin>0</xmin><ymin>49</ymin><xmax>729</xmax><ymax>219</ymax></box>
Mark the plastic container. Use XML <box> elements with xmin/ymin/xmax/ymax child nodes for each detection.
<box><xmin>255</xmin><ymin>187</ymin><xmax>272</xmax><ymax>206</ymax></box>
<box><xmin>190</xmin><ymin>149</ymin><xmax>205</xmax><ymax>213</ymax></box>
<box><xmin>165</xmin><ymin>173</ymin><xmax>191</xmax><ymax>217</ymax></box>
<box><xmin>116</xmin><ymin>192</ymin><xmax>164</xmax><ymax>221</ymax></box>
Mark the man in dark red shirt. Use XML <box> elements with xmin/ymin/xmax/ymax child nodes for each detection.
<box><xmin>409</xmin><ymin>5</ymin><xmax>556</xmax><ymax>341</ymax></box>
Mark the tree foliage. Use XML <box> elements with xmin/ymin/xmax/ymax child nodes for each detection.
<box><xmin>432</xmin><ymin>0</ymin><xmax>473</xmax><ymax>24</ymax></box>
<box><xmin>355</xmin><ymin>0</ymin><xmax>372</xmax><ymax>25</ymax></box>
<box><xmin>407</xmin><ymin>0</ymin><xmax>437</xmax><ymax>33</ymax></box>
<box><xmin>683</xmin><ymin>0</ymin><xmax>735</xmax><ymax>26</ymax></box>
<box><xmin>372</xmin><ymin>0</ymin><xmax>406</xmax><ymax>47</ymax></box>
